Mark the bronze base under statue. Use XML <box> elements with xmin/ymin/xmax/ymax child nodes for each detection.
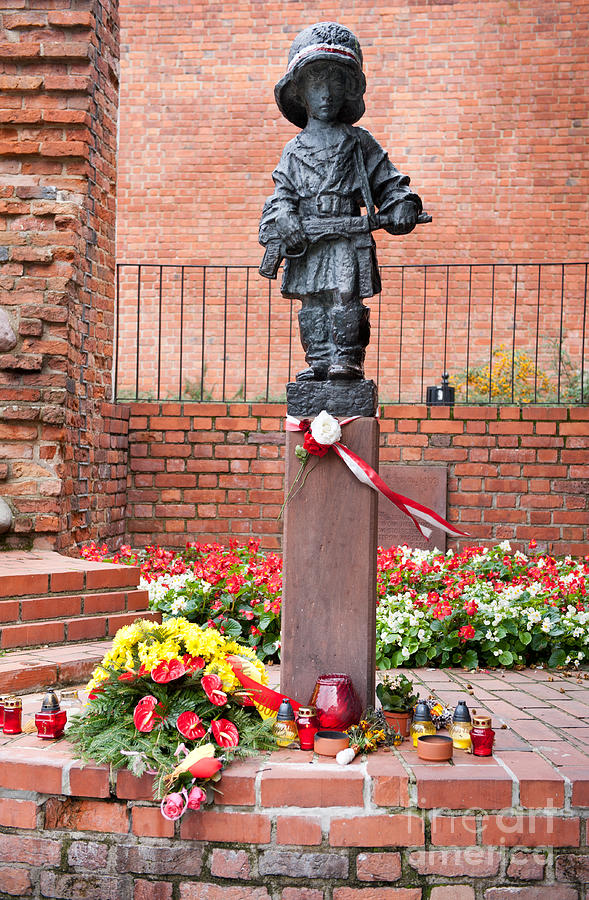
<box><xmin>286</xmin><ymin>379</ymin><xmax>378</xmax><ymax>418</ymax></box>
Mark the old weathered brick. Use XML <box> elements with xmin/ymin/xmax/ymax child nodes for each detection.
<box><xmin>507</xmin><ymin>851</ymin><xmax>546</xmax><ymax>880</ymax></box>
<box><xmin>39</xmin><ymin>873</ymin><xmax>124</xmax><ymax>900</ymax></box>
<box><xmin>116</xmin><ymin>844</ymin><xmax>203</xmax><ymax>877</ymax></box>
<box><xmin>258</xmin><ymin>849</ymin><xmax>348</xmax><ymax>879</ymax></box>
<box><xmin>210</xmin><ymin>848</ymin><xmax>251</xmax><ymax>880</ymax></box>
<box><xmin>67</xmin><ymin>841</ymin><xmax>109</xmax><ymax>870</ymax></box>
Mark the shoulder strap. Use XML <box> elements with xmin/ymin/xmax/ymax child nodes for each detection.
<box><xmin>352</xmin><ymin>132</ymin><xmax>377</xmax><ymax>229</ymax></box>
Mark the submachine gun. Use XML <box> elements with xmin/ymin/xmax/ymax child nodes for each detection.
<box><xmin>259</xmin><ymin>210</ymin><xmax>432</xmax><ymax>280</ymax></box>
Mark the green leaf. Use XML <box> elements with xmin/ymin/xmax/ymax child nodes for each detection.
<box><xmin>548</xmin><ymin>648</ymin><xmax>567</xmax><ymax>668</ymax></box>
<box><xmin>262</xmin><ymin>639</ymin><xmax>279</xmax><ymax>657</ymax></box>
<box><xmin>462</xmin><ymin>649</ymin><xmax>479</xmax><ymax>670</ymax></box>
<box><xmin>519</xmin><ymin>631</ymin><xmax>532</xmax><ymax>645</ymax></box>
<box><xmin>221</xmin><ymin>618</ymin><xmax>242</xmax><ymax>638</ymax></box>
<box><xmin>258</xmin><ymin>613</ymin><xmax>274</xmax><ymax>631</ymax></box>
<box><xmin>499</xmin><ymin>650</ymin><xmax>513</xmax><ymax>666</ymax></box>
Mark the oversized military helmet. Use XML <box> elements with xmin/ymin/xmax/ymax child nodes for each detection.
<box><xmin>274</xmin><ymin>22</ymin><xmax>366</xmax><ymax>128</ymax></box>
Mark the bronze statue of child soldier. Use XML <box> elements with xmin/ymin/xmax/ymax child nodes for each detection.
<box><xmin>259</xmin><ymin>21</ymin><xmax>428</xmax><ymax>383</ymax></box>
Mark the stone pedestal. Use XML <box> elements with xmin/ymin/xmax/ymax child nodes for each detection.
<box><xmin>281</xmin><ymin>417</ymin><xmax>379</xmax><ymax>710</ymax></box>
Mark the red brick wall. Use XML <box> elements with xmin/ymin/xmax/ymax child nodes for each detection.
<box><xmin>0</xmin><ymin>0</ymin><xmax>120</xmax><ymax>551</ymax></box>
<box><xmin>117</xmin><ymin>0</ymin><xmax>588</xmax><ymax>267</ymax></box>
<box><xmin>125</xmin><ymin>401</ymin><xmax>589</xmax><ymax>556</ymax></box>
<box><xmin>0</xmin><ymin>744</ymin><xmax>587</xmax><ymax>896</ymax></box>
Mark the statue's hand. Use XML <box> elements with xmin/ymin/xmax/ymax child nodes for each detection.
<box><xmin>275</xmin><ymin>212</ymin><xmax>306</xmax><ymax>254</ymax></box>
<box><xmin>384</xmin><ymin>200</ymin><xmax>418</xmax><ymax>235</ymax></box>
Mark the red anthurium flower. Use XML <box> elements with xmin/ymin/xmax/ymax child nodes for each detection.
<box><xmin>211</xmin><ymin>718</ymin><xmax>239</xmax><ymax>748</ymax></box>
<box><xmin>188</xmin><ymin>756</ymin><xmax>223</xmax><ymax>779</ymax></box>
<box><xmin>138</xmin><ymin>664</ymin><xmax>149</xmax><ymax>677</ymax></box>
<box><xmin>118</xmin><ymin>670</ymin><xmax>136</xmax><ymax>682</ymax></box>
<box><xmin>182</xmin><ymin>654</ymin><xmax>204</xmax><ymax>674</ymax></box>
<box><xmin>88</xmin><ymin>687</ymin><xmax>104</xmax><ymax>701</ymax></box>
<box><xmin>133</xmin><ymin>695</ymin><xmax>161</xmax><ymax>732</ymax></box>
<box><xmin>151</xmin><ymin>659</ymin><xmax>186</xmax><ymax>684</ymax></box>
<box><xmin>177</xmin><ymin>711</ymin><xmax>207</xmax><ymax>741</ymax></box>
<box><xmin>201</xmin><ymin>674</ymin><xmax>228</xmax><ymax>706</ymax></box>
<box><xmin>303</xmin><ymin>430</ymin><xmax>330</xmax><ymax>457</ymax></box>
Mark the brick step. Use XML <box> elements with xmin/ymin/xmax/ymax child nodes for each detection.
<box><xmin>0</xmin><ymin>588</ymin><xmax>150</xmax><ymax>626</ymax></box>
<box><xmin>0</xmin><ymin>639</ymin><xmax>114</xmax><ymax>695</ymax></box>
<box><xmin>0</xmin><ymin>550</ymin><xmax>141</xmax><ymax>601</ymax></box>
<box><xmin>0</xmin><ymin>609</ymin><xmax>161</xmax><ymax>651</ymax></box>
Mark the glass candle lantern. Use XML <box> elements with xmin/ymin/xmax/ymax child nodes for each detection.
<box><xmin>35</xmin><ymin>691</ymin><xmax>67</xmax><ymax>740</ymax></box>
<box><xmin>296</xmin><ymin>706</ymin><xmax>319</xmax><ymax>750</ymax></box>
<box><xmin>3</xmin><ymin>696</ymin><xmax>22</xmax><ymax>735</ymax></box>
<box><xmin>310</xmin><ymin>673</ymin><xmax>362</xmax><ymax>731</ymax></box>
<box><xmin>449</xmin><ymin>699</ymin><xmax>472</xmax><ymax>751</ymax></box>
<box><xmin>470</xmin><ymin>713</ymin><xmax>495</xmax><ymax>756</ymax></box>
<box><xmin>410</xmin><ymin>700</ymin><xmax>436</xmax><ymax>747</ymax></box>
<box><xmin>0</xmin><ymin>696</ymin><xmax>5</xmax><ymax>729</ymax></box>
<box><xmin>272</xmin><ymin>699</ymin><xmax>298</xmax><ymax>748</ymax></box>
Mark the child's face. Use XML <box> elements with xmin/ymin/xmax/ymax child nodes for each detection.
<box><xmin>299</xmin><ymin>62</ymin><xmax>346</xmax><ymax>123</ymax></box>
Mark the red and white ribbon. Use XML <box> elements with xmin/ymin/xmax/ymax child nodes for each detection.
<box><xmin>286</xmin><ymin>414</ymin><xmax>466</xmax><ymax>541</ymax></box>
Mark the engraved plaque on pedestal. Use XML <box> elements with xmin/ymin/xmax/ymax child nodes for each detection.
<box><xmin>378</xmin><ymin>465</ymin><xmax>448</xmax><ymax>551</ymax></box>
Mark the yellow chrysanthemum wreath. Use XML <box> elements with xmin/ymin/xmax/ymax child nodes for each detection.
<box><xmin>87</xmin><ymin>617</ymin><xmax>268</xmax><ymax>694</ymax></box>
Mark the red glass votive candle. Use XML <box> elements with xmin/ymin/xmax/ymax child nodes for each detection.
<box><xmin>0</xmin><ymin>696</ymin><xmax>5</xmax><ymax>729</ymax></box>
<box><xmin>470</xmin><ymin>713</ymin><xmax>495</xmax><ymax>756</ymax></box>
<box><xmin>35</xmin><ymin>691</ymin><xmax>67</xmax><ymax>740</ymax></box>
<box><xmin>3</xmin><ymin>696</ymin><xmax>22</xmax><ymax>735</ymax></box>
<box><xmin>296</xmin><ymin>706</ymin><xmax>319</xmax><ymax>750</ymax></box>
<box><xmin>309</xmin><ymin>673</ymin><xmax>362</xmax><ymax>731</ymax></box>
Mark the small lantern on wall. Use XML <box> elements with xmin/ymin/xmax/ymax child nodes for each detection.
<box><xmin>426</xmin><ymin>373</ymin><xmax>455</xmax><ymax>407</ymax></box>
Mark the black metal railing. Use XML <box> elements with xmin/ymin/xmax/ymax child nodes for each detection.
<box><xmin>115</xmin><ymin>261</ymin><xmax>588</xmax><ymax>405</ymax></box>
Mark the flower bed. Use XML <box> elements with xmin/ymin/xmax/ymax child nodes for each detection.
<box><xmin>377</xmin><ymin>541</ymin><xmax>589</xmax><ymax>670</ymax></box>
<box><xmin>81</xmin><ymin>539</ymin><xmax>589</xmax><ymax>670</ymax></box>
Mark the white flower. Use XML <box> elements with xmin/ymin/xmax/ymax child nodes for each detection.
<box><xmin>401</xmin><ymin>647</ymin><xmax>411</xmax><ymax>659</ymax></box>
<box><xmin>310</xmin><ymin>410</ymin><xmax>341</xmax><ymax>446</ymax></box>
<box><xmin>541</xmin><ymin>618</ymin><xmax>552</xmax><ymax>633</ymax></box>
<box><xmin>498</xmin><ymin>540</ymin><xmax>512</xmax><ymax>552</ymax></box>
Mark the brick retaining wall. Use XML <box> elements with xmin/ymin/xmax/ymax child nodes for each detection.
<box><xmin>0</xmin><ymin>745</ymin><xmax>587</xmax><ymax>898</ymax></box>
<box><xmin>125</xmin><ymin>402</ymin><xmax>589</xmax><ymax>556</ymax></box>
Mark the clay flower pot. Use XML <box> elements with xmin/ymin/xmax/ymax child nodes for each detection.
<box><xmin>382</xmin><ymin>709</ymin><xmax>412</xmax><ymax>737</ymax></box>
<box><xmin>314</xmin><ymin>730</ymin><xmax>350</xmax><ymax>757</ymax></box>
<box><xmin>417</xmin><ymin>734</ymin><xmax>453</xmax><ymax>762</ymax></box>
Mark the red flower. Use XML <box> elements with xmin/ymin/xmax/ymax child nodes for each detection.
<box><xmin>118</xmin><ymin>670</ymin><xmax>136</xmax><ymax>682</ymax></box>
<box><xmin>182</xmin><ymin>654</ymin><xmax>205</xmax><ymax>674</ymax></box>
<box><xmin>177</xmin><ymin>711</ymin><xmax>206</xmax><ymax>741</ymax></box>
<box><xmin>303</xmin><ymin>430</ymin><xmax>330</xmax><ymax>457</ymax></box>
<box><xmin>459</xmin><ymin>624</ymin><xmax>475</xmax><ymax>642</ymax></box>
<box><xmin>201</xmin><ymin>674</ymin><xmax>228</xmax><ymax>706</ymax></box>
<box><xmin>151</xmin><ymin>659</ymin><xmax>186</xmax><ymax>684</ymax></box>
<box><xmin>188</xmin><ymin>757</ymin><xmax>223</xmax><ymax>779</ymax></box>
<box><xmin>133</xmin><ymin>695</ymin><xmax>161</xmax><ymax>732</ymax></box>
<box><xmin>211</xmin><ymin>718</ymin><xmax>239</xmax><ymax>748</ymax></box>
